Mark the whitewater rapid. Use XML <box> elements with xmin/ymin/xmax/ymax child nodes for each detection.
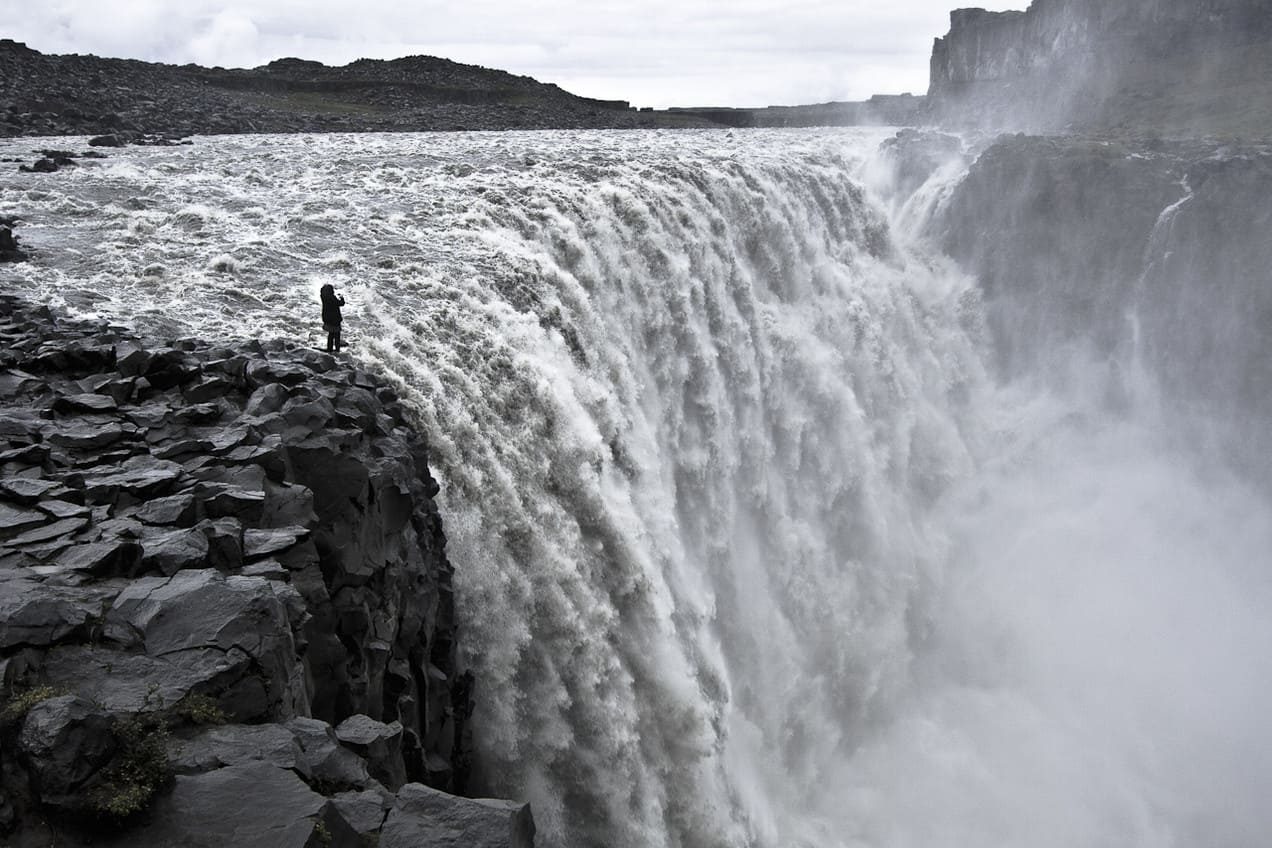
<box><xmin>2</xmin><ymin>129</ymin><xmax>1269</xmax><ymax>848</ymax></box>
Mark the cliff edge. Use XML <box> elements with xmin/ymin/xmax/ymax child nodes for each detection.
<box><xmin>0</xmin><ymin>296</ymin><xmax>534</xmax><ymax>847</ymax></box>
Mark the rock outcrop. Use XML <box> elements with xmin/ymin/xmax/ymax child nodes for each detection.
<box><xmin>927</xmin><ymin>0</ymin><xmax>1272</xmax><ymax>136</ymax></box>
<box><xmin>0</xmin><ymin>296</ymin><xmax>533</xmax><ymax>846</ymax></box>
<box><xmin>0</xmin><ymin>217</ymin><xmax>24</xmax><ymax>263</ymax></box>
<box><xmin>935</xmin><ymin>133</ymin><xmax>1272</xmax><ymax>484</ymax></box>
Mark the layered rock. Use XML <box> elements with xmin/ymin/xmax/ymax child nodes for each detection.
<box><xmin>0</xmin><ymin>296</ymin><xmax>532</xmax><ymax>846</ymax></box>
<box><xmin>927</xmin><ymin>0</ymin><xmax>1272</xmax><ymax>135</ymax></box>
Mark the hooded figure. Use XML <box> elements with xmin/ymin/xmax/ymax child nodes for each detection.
<box><xmin>320</xmin><ymin>284</ymin><xmax>345</xmax><ymax>352</ymax></box>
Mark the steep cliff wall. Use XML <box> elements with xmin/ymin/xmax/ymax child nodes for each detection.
<box><xmin>0</xmin><ymin>297</ymin><xmax>535</xmax><ymax>846</ymax></box>
<box><xmin>935</xmin><ymin>134</ymin><xmax>1272</xmax><ymax>483</ymax></box>
<box><xmin>928</xmin><ymin>0</ymin><xmax>1272</xmax><ymax>135</ymax></box>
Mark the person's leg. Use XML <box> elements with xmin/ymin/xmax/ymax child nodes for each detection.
<box><xmin>326</xmin><ymin>328</ymin><xmax>335</xmax><ymax>352</ymax></box>
<box><xmin>334</xmin><ymin>324</ymin><xmax>342</xmax><ymax>350</ymax></box>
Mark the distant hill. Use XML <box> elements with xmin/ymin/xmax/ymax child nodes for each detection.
<box><xmin>0</xmin><ymin>39</ymin><xmax>713</xmax><ymax>137</ymax></box>
<box><xmin>926</xmin><ymin>0</ymin><xmax>1272</xmax><ymax>137</ymax></box>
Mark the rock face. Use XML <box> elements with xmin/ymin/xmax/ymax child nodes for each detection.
<box><xmin>0</xmin><ymin>38</ymin><xmax>711</xmax><ymax>138</ymax></box>
<box><xmin>935</xmin><ymin>133</ymin><xmax>1272</xmax><ymax>484</ymax></box>
<box><xmin>927</xmin><ymin>0</ymin><xmax>1272</xmax><ymax>135</ymax></box>
<box><xmin>0</xmin><ymin>296</ymin><xmax>532</xmax><ymax>845</ymax></box>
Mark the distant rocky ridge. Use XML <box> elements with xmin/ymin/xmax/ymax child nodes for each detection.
<box><xmin>666</xmin><ymin>93</ymin><xmax>927</xmax><ymax>129</ymax></box>
<box><xmin>0</xmin><ymin>296</ymin><xmax>534</xmax><ymax>847</ymax></box>
<box><xmin>926</xmin><ymin>0</ymin><xmax>1272</xmax><ymax>136</ymax></box>
<box><xmin>0</xmin><ymin>38</ymin><xmax>711</xmax><ymax>137</ymax></box>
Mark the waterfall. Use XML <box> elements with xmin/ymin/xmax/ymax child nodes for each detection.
<box><xmin>2</xmin><ymin>129</ymin><xmax>1269</xmax><ymax>847</ymax></box>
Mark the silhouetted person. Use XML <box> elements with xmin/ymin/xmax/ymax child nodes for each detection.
<box><xmin>320</xmin><ymin>284</ymin><xmax>345</xmax><ymax>352</ymax></box>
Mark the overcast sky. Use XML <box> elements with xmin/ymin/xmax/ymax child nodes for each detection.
<box><xmin>2</xmin><ymin>0</ymin><xmax>1025</xmax><ymax>108</ymax></box>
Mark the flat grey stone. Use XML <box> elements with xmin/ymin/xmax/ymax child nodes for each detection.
<box><xmin>381</xmin><ymin>783</ymin><xmax>535</xmax><ymax>848</ymax></box>
<box><xmin>52</xmin><ymin>392</ymin><xmax>119</xmax><ymax>413</ymax></box>
<box><xmin>82</xmin><ymin>455</ymin><xmax>184</xmax><ymax>502</ymax></box>
<box><xmin>244</xmin><ymin>526</ymin><xmax>309</xmax><ymax>560</ymax></box>
<box><xmin>36</xmin><ymin>499</ymin><xmax>91</xmax><ymax>520</ymax></box>
<box><xmin>335</xmin><ymin>714</ymin><xmax>402</xmax><ymax>747</ymax></box>
<box><xmin>47</xmin><ymin>420</ymin><xmax>126</xmax><ymax>451</ymax></box>
<box><xmin>112</xmin><ymin>762</ymin><xmax>325</xmax><ymax>848</ymax></box>
<box><xmin>169</xmin><ymin>724</ymin><xmax>301</xmax><ymax>775</ymax></box>
<box><xmin>0</xmin><ymin>502</ymin><xmax>46</xmax><ymax>536</ymax></box>
<box><xmin>55</xmin><ymin>538</ymin><xmax>143</xmax><ymax>577</ymax></box>
<box><xmin>135</xmin><ymin>493</ymin><xmax>198</xmax><ymax>526</ymax></box>
<box><xmin>6</xmin><ymin>516</ymin><xmax>89</xmax><ymax>547</ymax></box>
<box><xmin>41</xmin><ymin>645</ymin><xmax>247</xmax><ymax>713</ymax></box>
<box><xmin>241</xmin><ymin>560</ymin><xmax>287</xmax><ymax>580</ymax></box>
<box><xmin>332</xmin><ymin>789</ymin><xmax>394</xmax><ymax>835</ymax></box>
<box><xmin>0</xmin><ymin>578</ymin><xmax>99</xmax><ymax>649</ymax></box>
<box><xmin>141</xmin><ymin>526</ymin><xmax>210</xmax><ymax>574</ymax></box>
<box><xmin>0</xmin><ymin>476</ymin><xmax>60</xmax><ymax>503</ymax></box>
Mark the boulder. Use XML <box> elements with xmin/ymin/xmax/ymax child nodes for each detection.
<box><xmin>168</xmin><ymin>723</ymin><xmax>301</xmax><ymax>775</ymax></box>
<box><xmin>335</xmin><ymin>714</ymin><xmax>406</xmax><ymax>790</ymax></box>
<box><xmin>17</xmin><ymin>695</ymin><xmax>116</xmax><ymax>810</ymax></box>
<box><xmin>380</xmin><ymin>783</ymin><xmax>535</xmax><ymax>848</ymax></box>
<box><xmin>110</xmin><ymin>762</ymin><xmax>332</xmax><ymax>848</ymax></box>
<box><xmin>0</xmin><ymin>579</ymin><xmax>101</xmax><ymax>649</ymax></box>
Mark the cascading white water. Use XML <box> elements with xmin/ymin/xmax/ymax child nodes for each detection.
<box><xmin>2</xmin><ymin>129</ymin><xmax>1269</xmax><ymax>848</ymax></box>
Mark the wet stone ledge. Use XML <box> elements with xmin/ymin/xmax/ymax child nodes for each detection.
<box><xmin>0</xmin><ymin>296</ymin><xmax>533</xmax><ymax>847</ymax></box>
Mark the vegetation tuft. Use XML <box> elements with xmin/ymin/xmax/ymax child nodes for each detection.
<box><xmin>0</xmin><ymin>686</ymin><xmax>67</xmax><ymax>725</ymax></box>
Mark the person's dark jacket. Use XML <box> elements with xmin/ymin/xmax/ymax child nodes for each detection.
<box><xmin>321</xmin><ymin>288</ymin><xmax>345</xmax><ymax>326</ymax></box>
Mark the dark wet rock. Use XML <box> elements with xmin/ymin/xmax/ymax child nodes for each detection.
<box><xmin>134</xmin><ymin>493</ymin><xmax>198</xmax><ymax>526</ymax></box>
<box><xmin>140</xmin><ymin>526</ymin><xmax>210</xmax><ymax>575</ymax></box>
<box><xmin>54</xmin><ymin>538</ymin><xmax>143</xmax><ymax>577</ymax></box>
<box><xmin>18</xmin><ymin>157</ymin><xmax>58</xmax><ymax>173</ymax></box>
<box><xmin>81</xmin><ymin>455</ymin><xmax>184</xmax><ymax>503</ymax></box>
<box><xmin>87</xmin><ymin>133</ymin><xmax>124</xmax><ymax>147</ymax></box>
<box><xmin>244</xmin><ymin>526</ymin><xmax>309</xmax><ymax>560</ymax></box>
<box><xmin>110</xmin><ymin>762</ymin><xmax>328</xmax><ymax>848</ymax></box>
<box><xmin>0</xmin><ymin>502</ymin><xmax>46</xmax><ymax>538</ymax></box>
<box><xmin>168</xmin><ymin>723</ymin><xmax>300</xmax><ymax>775</ymax></box>
<box><xmin>41</xmin><ymin>646</ymin><xmax>239</xmax><ymax>713</ymax></box>
<box><xmin>286</xmin><ymin>717</ymin><xmax>377</xmax><ymax>791</ymax></box>
<box><xmin>17</xmin><ymin>695</ymin><xmax>116</xmax><ymax>810</ymax></box>
<box><xmin>241</xmin><ymin>559</ymin><xmax>287</xmax><ymax>580</ymax></box>
<box><xmin>197</xmin><ymin>517</ymin><xmax>245</xmax><ymax>571</ymax></box>
<box><xmin>196</xmin><ymin>483</ymin><xmax>266</xmax><ymax>523</ymax></box>
<box><xmin>51</xmin><ymin>392</ymin><xmax>118</xmax><ymax>414</ymax></box>
<box><xmin>0</xmin><ymin>225</ymin><xmax>26</xmax><ymax>262</ymax></box>
<box><xmin>5</xmin><ymin>515</ymin><xmax>89</xmax><ymax>547</ymax></box>
<box><xmin>0</xmin><ymin>579</ymin><xmax>101</xmax><ymax>649</ymax></box>
<box><xmin>381</xmin><ymin>783</ymin><xmax>536</xmax><ymax>848</ymax></box>
<box><xmin>336</xmin><ymin>714</ymin><xmax>406</xmax><ymax>790</ymax></box>
<box><xmin>36</xmin><ymin>499</ymin><xmax>91</xmax><ymax>520</ymax></box>
<box><xmin>46</xmin><ymin>420</ymin><xmax>126</xmax><ymax>451</ymax></box>
<box><xmin>0</xmin><ymin>295</ymin><xmax>493</xmax><ymax>847</ymax></box>
<box><xmin>331</xmin><ymin>788</ymin><xmax>394</xmax><ymax>836</ymax></box>
<box><xmin>0</xmin><ymin>478</ymin><xmax>61</xmax><ymax>504</ymax></box>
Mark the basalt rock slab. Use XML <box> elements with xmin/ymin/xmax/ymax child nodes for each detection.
<box><xmin>380</xmin><ymin>783</ymin><xmax>536</xmax><ymax>848</ymax></box>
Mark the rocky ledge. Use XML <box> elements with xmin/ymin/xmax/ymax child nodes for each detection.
<box><xmin>0</xmin><ymin>296</ymin><xmax>534</xmax><ymax>847</ymax></box>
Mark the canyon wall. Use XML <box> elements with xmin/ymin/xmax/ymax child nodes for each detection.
<box><xmin>928</xmin><ymin>0</ymin><xmax>1272</xmax><ymax>135</ymax></box>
